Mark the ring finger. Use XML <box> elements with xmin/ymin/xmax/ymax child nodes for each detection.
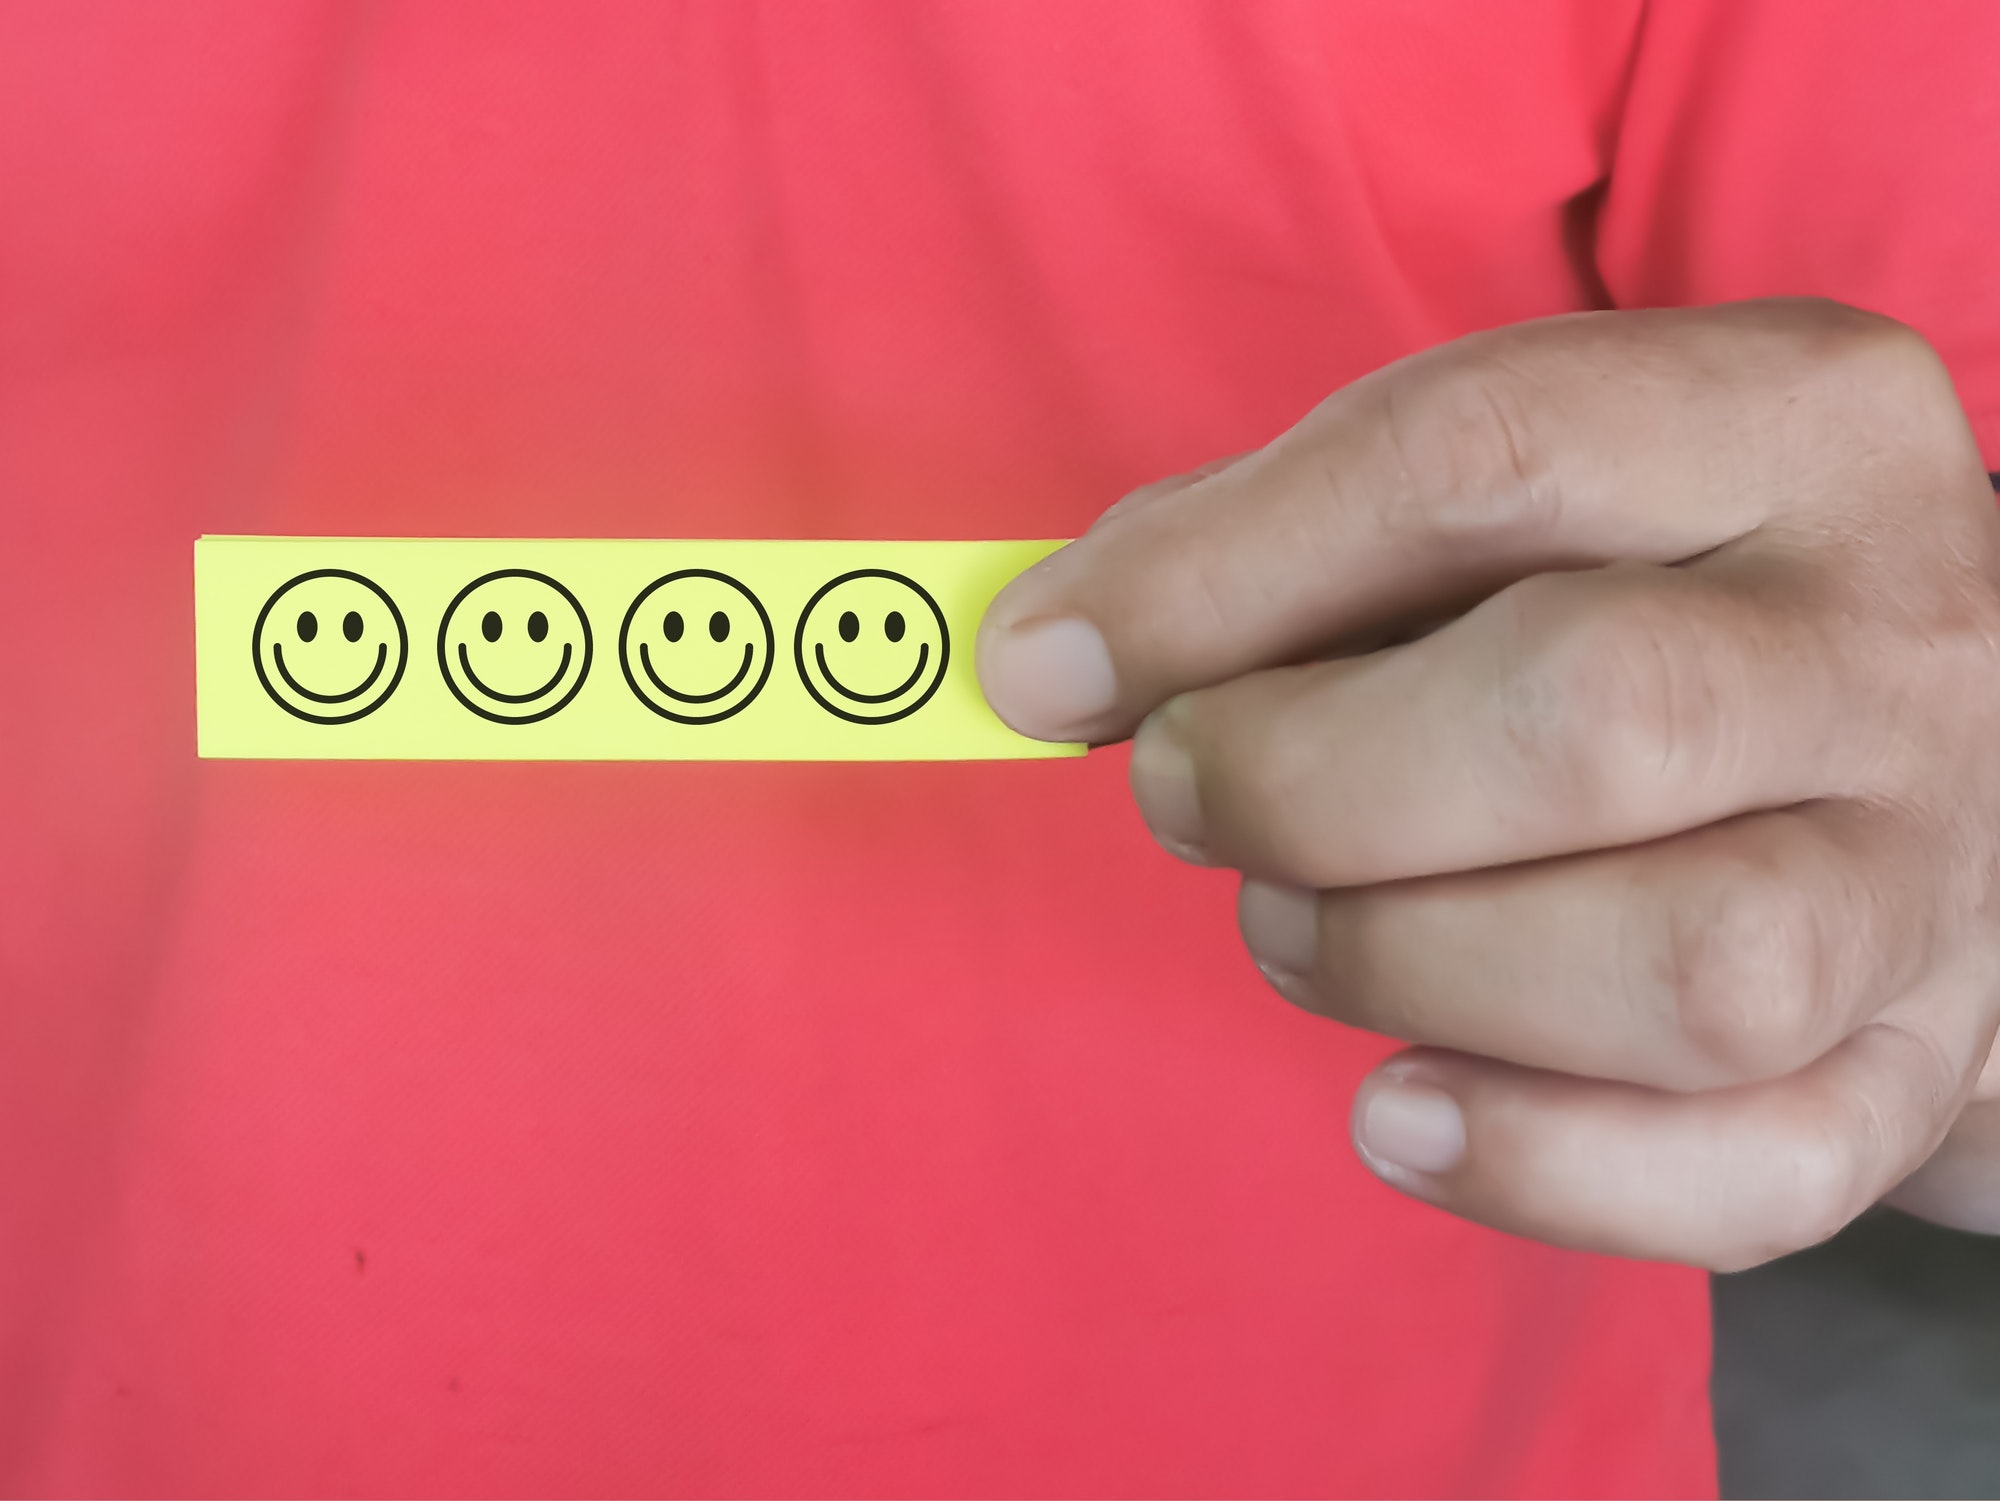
<box><xmin>1238</xmin><ymin>800</ymin><xmax>1960</xmax><ymax>1092</ymax></box>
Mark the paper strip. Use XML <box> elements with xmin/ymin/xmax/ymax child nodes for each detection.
<box><xmin>195</xmin><ymin>536</ymin><xmax>1083</xmax><ymax>761</ymax></box>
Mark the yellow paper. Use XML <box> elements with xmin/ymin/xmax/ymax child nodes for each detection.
<box><xmin>195</xmin><ymin>536</ymin><xmax>1083</xmax><ymax>761</ymax></box>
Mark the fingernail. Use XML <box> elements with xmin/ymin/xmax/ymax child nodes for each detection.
<box><xmin>1354</xmin><ymin>1074</ymin><xmax>1466</xmax><ymax>1179</ymax></box>
<box><xmin>1129</xmin><ymin>709</ymin><xmax>1207</xmax><ymax>862</ymax></box>
<box><xmin>976</xmin><ymin>616</ymin><xmax>1117</xmax><ymax>741</ymax></box>
<box><xmin>1239</xmin><ymin>879</ymin><xmax>1318</xmax><ymax>997</ymax></box>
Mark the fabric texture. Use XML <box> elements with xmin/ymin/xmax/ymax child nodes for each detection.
<box><xmin>2</xmin><ymin>2</ymin><xmax>1993</xmax><ymax>1494</ymax></box>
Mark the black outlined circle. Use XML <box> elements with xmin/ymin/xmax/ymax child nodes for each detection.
<box><xmin>252</xmin><ymin>569</ymin><xmax>409</xmax><ymax>725</ymax></box>
<box><xmin>437</xmin><ymin>569</ymin><xmax>593</xmax><ymax>724</ymax></box>
<box><xmin>793</xmin><ymin>569</ymin><xmax>950</xmax><ymax>725</ymax></box>
<box><xmin>619</xmin><ymin>569</ymin><xmax>775</xmax><ymax>725</ymax></box>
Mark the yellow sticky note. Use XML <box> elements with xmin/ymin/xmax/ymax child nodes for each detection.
<box><xmin>195</xmin><ymin>536</ymin><xmax>1083</xmax><ymax>761</ymax></box>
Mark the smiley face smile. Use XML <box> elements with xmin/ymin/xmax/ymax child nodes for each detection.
<box><xmin>274</xmin><ymin>639</ymin><xmax>388</xmax><ymax>703</ymax></box>
<box><xmin>458</xmin><ymin>639</ymin><xmax>572</xmax><ymax>702</ymax></box>
<box><xmin>641</xmin><ymin>640</ymin><xmax>752</xmax><ymax>703</ymax></box>
<box><xmin>813</xmin><ymin>640</ymin><xmax>928</xmax><ymax>703</ymax></box>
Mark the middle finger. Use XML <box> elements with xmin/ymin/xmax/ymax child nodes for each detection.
<box><xmin>1133</xmin><ymin>561</ymin><xmax>1877</xmax><ymax>887</ymax></box>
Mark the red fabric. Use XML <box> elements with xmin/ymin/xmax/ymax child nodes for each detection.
<box><xmin>1</xmin><ymin>2</ymin><xmax>1992</xmax><ymax>1494</ymax></box>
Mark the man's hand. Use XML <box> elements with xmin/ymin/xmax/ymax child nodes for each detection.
<box><xmin>976</xmin><ymin>299</ymin><xmax>2000</xmax><ymax>1269</ymax></box>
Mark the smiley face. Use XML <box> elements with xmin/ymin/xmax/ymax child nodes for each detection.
<box><xmin>793</xmin><ymin>569</ymin><xmax>950</xmax><ymax>724</ymax></box>
<box><xmin>618</xmin><ymin>570</ymin><xmax>774</xmax><ymax>724</ymax></box>
<box><xmin>437</xmin><ymin>569</ymin><xmax>593</xmax><ymax>723</ymax></box>
<box><xmin>252</xmin><ymin>569</ymin><xmax>408</xmax><ymax>724</ymax></box>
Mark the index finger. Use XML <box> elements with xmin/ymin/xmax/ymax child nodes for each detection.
<box><xmin>975</xmin><ymin>299</ymin><xmax>1944</xmax><ymax>743</ymax></box>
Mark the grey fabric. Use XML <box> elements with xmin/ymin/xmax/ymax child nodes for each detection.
<box><xmin>1712</xmin><ymin>1208</ymin><xmax>2000</xmax><ymax>1499</ymax></box>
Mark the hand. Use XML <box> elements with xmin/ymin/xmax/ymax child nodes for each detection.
<box><xmin>977</xmin><ymin>298</ymin><xmax>2000</xmax><ymax>1269</ymax></box>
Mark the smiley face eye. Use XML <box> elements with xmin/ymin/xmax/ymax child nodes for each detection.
<box><xmin>664</xmin><ymin>610</ymin><xmax>684</xmax><ymax>642</ymax></box>
<box><xmin>342</xmin><ymin>610</ymin><xmax>363</xmax><ymax>642</ymax></box>
<box><xmin>885</xmin><ymin>611</ymin><xmax>905</xmax><ymax>643</ymax></box>
<box><xmin>297</xmin><ymin>610</ymin><xmax>318</xmax><ymax>642</ymax></box>
<box><xmin>528</xmin><ymin>610</ymin><xmax>549</xmax><ymax>643</ymax></box>
<box><xmin>481</xmin><ymin>611</ymin><xmax>502</xmax><ymax>642</ymax></box>
<box><xmin>838</xmin><ymin>610</ymin><xmax>860</xmax><ymax>642</ymax></box>
<box><xmin>709</xmin><ymin>611</ymin><xmax>730</xmax><ymax>642</ymax></box>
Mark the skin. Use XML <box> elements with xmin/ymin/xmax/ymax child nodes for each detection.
<box><xmin>975</xmin><ymin>298</ymin><xmax>2000</xmax><ymax>1271</ymax></box>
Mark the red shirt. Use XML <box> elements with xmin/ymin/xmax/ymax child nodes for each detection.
<box><xmin>3</xmin><ymin>3</ymin><xmax>1995</xmax><ymax>1494</ymax></box>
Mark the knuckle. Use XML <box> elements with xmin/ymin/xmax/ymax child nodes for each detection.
<box><xmin>1763</xmin><ymin>298</ymin><xmax>1953</xmax><ymax>420</ymax></box>
<box><xmin>1916</xmin><ymin>585</ymin><xmax>2000</xmax><ymax>707</ymax></box>
<box><xmin>1373</xmin><ymin>351</ymin><xmax>1565</xmax><ymax>548</ymax></box>
<box><xmin>1817</xmin><ymin>301</ymin><xmax>1939</xmax><ymax>378</ymax></box>
<box><xmin>1111</xmin><ymin>528</ymin><xmax>1247</xmax><ymax>679</ymax></box>
<box><xmin>1663</xmin><ymin>869</ymin><xmax>1830</xmax><ymax>1084</ymax></box>
<box><xmin>1211</xmin><ymin>675</ymin><xmax>1346</xmax><ymax>883</ymax></box>
<box><xmin>1492</xmin><ymin>576</ymin><xmax>1725</xmax><ymax>824</ymax></box>
<box><xmin>1710</xmin><ymin>1019</ymin><xmax>1959</xmax><ymax>1271</ymax></box>
<box><xmin>1781</xmin><ymin>1118</ymin><xmax>1876</xmax><ymax>1247</ymax></box>
<box><xmin>1712</xmin><ymin>1124</ymin><xmax>1866</xmax><ymax>1271</ymax></box>
<box><xmin>1097</xmin><ymin>452</ymin><xmax>1250</xmax><ymax>528</ymax></box>
<box><xmin>1756</xmin><ymin>295</ymin><xmax>1916</xmax><ymax>361</ymax></box>
<box><xmin>1765</xmin><ymin>303</ymin><xmax>1989</xmax><ymax>522</ymax></box>
<box><xmin>1306</xmin><ymin>892</ymin><xmax>1412</xmax><ymax>1031</ymax></box>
